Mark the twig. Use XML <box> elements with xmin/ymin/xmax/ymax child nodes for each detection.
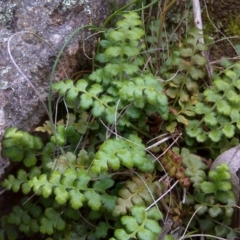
<box><xmin>192</xmin><ymin>0</ymin><xmax>213</xmax><ymax>85</ymax></box>
<box><xmin>145</xmin><ymin>180</ymin><xmax>179</xmax><ymax>211</ymax></box>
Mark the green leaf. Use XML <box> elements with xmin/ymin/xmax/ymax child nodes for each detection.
<box><xmin>114</xmin><ymin>229</ymin><xmax>130</xmax><ymax>239</ymax></box>
<box><xmin>94</xmin><ymin>222</ymin><xmax>109</xmax><ymax>238</ymax></box>
<box><xmin>204</xmin><ymin>89</ymin><xmax>222</xmax><ymax>102</ymax></box>
<box><xmin>23</xmin><ymin>151</ymin><xmax>37</xmax><ymax>167</ymax></box>
<box><xmin>157</xmin><ymin>94</ymin><xmax>168</xmax><ymax>108</ymax></box>
<box><xmin>88</xmin><ymin>84</ymin><xmax>103</xmax><ymax>95</ymax></box>
<box><xmin>196</xmin><ymin>133</ymin><xmax>207</xmax><ymax>142</ymax></box>
<box><xmin>198</xmin><ymin>218</ymin><xmax>215</xmax><ymax>231</ymax></box>
<box><xmin>99</xmin><ymin>39</ymin><xmax>111</xmax><ymax>49</ymax></box>
<box><xmin>121</xmin><ymin>216</ymin><xmax>139</xmax><ymax>232</ymax></box>
<box><xmin>179</xmin><ymin>89</ymin><xmax>189</xmax><ymax>102</ymax></box>
<box><xmin>75</xmin><ymin>79</ymin><xmax>89</xmax><ymax>91</ymax></box>
<box><xmin>92</xmin><ymin>101</ymin><xmax>105</xmax><ymax>117</ymax></box>
<box><xmin>120</xmin><ymin>12</ymin><xmax>142</xmax><ymax>27</ymax></box>
<box><xmin>225</xmin><ymin>206</ymin><xmax>234</xmax><ymax>218</ymax></box>
<box><xmin>186</xmin><ymin>78</ymin><xmax>198</xmax><ymax>91</ymax></box>
<box><xmin>214</xmin><ymin>79</ymin><xmax>231</xmax><ymax>91</ymax></box>
<box><xmin>61</xmin><ymin>168</ymin><xmax>77</xmax><ymax>187</ymax></box>
<box><xmin>137</xmin><ymin>228</ymin><xmax>155</xmax><ymax>240</ymax></box>
<box><xmin>125</xmin><ymin>29</ymin><xmax>144</xmax><ymax>40</ymax></box>
<box><xmin>89</xmin><ymin>69</ymin><xmax>105</xmax><ymax>83</ymax></box>
<box><xmin>204</xmin><ymin>112</ymin><xmax>217</xmax><ymax>126</ymax></box>
<box><xmin>166</xmin><ymin>122</ymin><xmax>177</xmax><ymax>133</ymax></box>
<box><xmin>1</xmin><ymin>147</ymin><xmax>24</xmax><ymax>162</ymax></box>
<box><xmin>209</xmin><ymin>164</ymin><xmax>231</xmax><ymax>181</ymax></box>
<box><xmin>144</xmin><ymin>219</ymin><xmax>161</xmax><ymax>235</ymax></box>
<box><xmin>52</xmin><ymin>79</ymin><xmax>74</xmax><ymax>96</ymax></box>
<box><xmin>131</xmin><ymin>206</ymin><xmax>146</xmax><ymax>224</ymax></box>
<box><xmin>22</xmin><ymin>182</ymin><xmax>31</xmax><ymax>194</ymax></box>
<box><xmin>166</xmin><ymin>88</ymin><xmax>178</xmax><ymax>98</ymax></box>
<box><xmin>75</xmin><ymin>170</ymin><xmax>91</xmax><ymax>188</ymax></box>
<box><xmin>117</xmin><ymin>150</ymin><xmax>133</xmax><ymax>168</ymax></box>
<box><xmin>196</xmin><ymin>43</ymin><xmax>208</xmax><ymax>51</ymax></box>
<box><xmin>189</xmin><ymin>66</ymin><xmax>205</xmax><ymax>80</ymax></box>
<box><xmin>185</xmin><ymin>120</ymin><xmax>202</xmax><ymax>137</ymax></box>
<box><xmin>193</xmin><ymin>54</ymin><xmax>207</xmax><ymax>66</ymax></box>
<box><xmin>80</xmin><ymin>93</ymin><xmax>93</xmax><ymax>109</ymax></box>
<box><xmin>69</xmin><ymin>189</ymin><xmax>86</xmax><ymax>209</ymax></box>
<box><xmin>176</xmin><ymin>115</ymin><xmax>188</xmax><ymax>125</ymax></box>
<box><xmin>144</xmin><ymin>88</ymin><xmax>157</xmax><ymax>105</ymax></box>
<box><xmin>119</xmin><ymin>81</ymin><xmax>135</xmax><ymax>100</ymax></box>
<box><xmin>230</xmin><ymin>108</ymin><xmax>240</xmax><ymax>122</ymax></box>
<box><xmin>50</xmin><ymin>124</ymin><xmax>66</xmax><ymax>146</ymax></box>
<box><xmin>109</xmin><ymin>30</ymin><xmax>125</xmax><ymax>41</ymax></box>
<box><xmin>101</xmin><ymin>194</ymin><xmax>117</xmax><ymax>211</ymax></box>
<box><xmin>188</xmin><ymin>27</ymin><xmax>203</xmax><ymax>40</ymax></box>
<box><xmin>195</xmin><ymin>204</ymin><xmax>208</xmax><ymax>216</ymax></box>
<box><xmin>209</xmin><ymin>129</ymin><xmax>222</xmax><ymax>142</ymax></box>
<box><xmin>217</xmin><ymin>181</ymin><xmax>232</xmax><ymax>191</ymax></box>
<box><xmin>200</xmin><ymin>181</ymin><xmax>215</xmax><ymax>193</ymax></box>
<box><xmin>93</xmin><ymin>178</ymin><xmax>115</xmax><ymax>191</ymax></box>
<box><xmin>225</xmin><ymin>69</ymin><xmax>237</xmax><ymax>81</ymax></box>
<box><xmin>216</xmin><ymin>190</ymin><xmax>235</xmax><ymax>204</ymax></box>
<box><xmin>222</xmin><ymin>124</ymin><xmax>235</xmax><ymax>138</ymax></box>
<box><xmin>182</xmin><ymin>149</ymin><xmax>206</xmax><ymax>187</ymax></box>
<box><xmin>84</xmin><ymin>190</ymin><xmax>102</xmax><ymax>211</ymax></box>
<box><xmin>147</xmin><ymin>207</ymin><xmax>163</xmax><ymax>221</ymax></box>
<box><xmin>40</xmin><ymin>208</ymin><xmax>66</xmax><ymax>234</ymax></box>
<box><xmin>5</xmin><ymin>228</ymin><xmax>18</xmax><ymax>240</ymax></box>
<box><xmin>122</xmin><ymin>63</ymin><xmax>139</xmax><ymax>75</ymax></box>
<box><xmin>123</xmin><ymin>45</ymin><xmax>140</xmax><ymax>57</ymax></box>
<box><xmin>226</xmin><ymin>89</ymin><xmax>240</xmax><ymax>103</ymax></box>
<box><xmin>208</xmin><ymin>206</ymin><xmax>222</xmax><ymax>218</ymax></box>
<box><xmin>105</xmin><ymin>46</ymin><xmax>122</xmax><ymax>57</ymax></box>
<box><xmin>180</xmin><ymin>48</ymin><xmax>192</xmax><ymax>57</ymax></box>
<box><xmin>66</xmin><ymin>86</ymin><xmax>78</xmax><ymax>101</ymax></box>
<box><xmin>215</xmin><ymin>225</ymin><xmax>229</xmax><ymax>237</ymax></box>
<box><xmin>216</xmin><ymin>115</ymin><xmax>229</xmax><ymax>126</ymax></box>
<box><xmin>104</xmin><ymin>63</ymin><xmax>120</xmax><ymax>76</ymax></box>
<box><xmin>42</xmin><ymin>184</ymin><xmax>52</xmax><ymax>198</ymax></box>
<box><xmin>234</xmin><ymin>79</ymin><xmax>240</xmax><ymax>89</ymax></box>
<box><xmin>216</xmin><ymin>100</ymin><xmax>231</xmax><ymax>115</ymax></box>
<box><xmin>54</xmin><ymin>186</ymin><xmax>69</xmax><ymax>204</ymax></box>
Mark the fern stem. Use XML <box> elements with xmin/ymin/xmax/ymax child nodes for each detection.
<box><xmin>157</xmin><ymin>0</ymin><xmax>177</xmax><ymax>60</ymax></box>
<box><xmin>129</xmin><ymin>123</ymin><xmax>151</xmax><ymax>138</ymax></box>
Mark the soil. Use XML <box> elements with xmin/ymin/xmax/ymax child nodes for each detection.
<box><xmin>203</xmin><ymin>0</ymin><xmax>240</xmax><ymax>61</ymax></box>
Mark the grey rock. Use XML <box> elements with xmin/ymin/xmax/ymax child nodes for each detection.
<box><xmin>0</xmin><ymin>0</ymin><xmax>132</xmax><ymax>178</ymax></box>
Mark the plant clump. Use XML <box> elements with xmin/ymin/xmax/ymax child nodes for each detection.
<box><xmin>0</xmin><ymin>4</ymin><xmax>239</xmax><ymax>240</ymax></box>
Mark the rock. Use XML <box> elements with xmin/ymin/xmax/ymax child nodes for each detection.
<box><xmin>0</xmin><ymin>0</ymin><xmax>132</xmax><ymax>178</ymax></box>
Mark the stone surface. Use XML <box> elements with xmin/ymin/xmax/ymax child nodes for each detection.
<box><xmin>0</xmin><ymin>0</ymin><xmax>113</xmax><ymax>179</ymax></box>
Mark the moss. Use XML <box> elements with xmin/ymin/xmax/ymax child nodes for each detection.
<box><xmin>226</xmin><ymin>15</ymin><xmax>240</xmax><ymax>36</ymax></box>
<box><xmin>201</xmin><ymin>1</ymin><xmax>240</xmax><ymax>60</ymax></box>
<box><xmin>0</xmin><ymin>4</ymin><xmax>16</xmax><ymax>29</ymax></box>
<box><xmin>58</xmin><ymin>0</ymin><xmax>91</xmax><ymax>14</ymax></box>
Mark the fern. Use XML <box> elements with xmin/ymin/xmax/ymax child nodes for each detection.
<box><xmin>91</xmin><ymin>135</ymin><xmax>155</xmax><ymax>173</ymax></box>
<box><xmin>184</xmin><ymin>163</ymin><xmax>236</xmax><ymax>238</ymax></box>
<box><xmin>2</xmin><ymin>128</ymin><xmax>43</xmax><ymax>163</ymax></box>
<box><xmin>160</xmin><ymin>28</ymin><xmax>208</xmax><ymax>133</ymax></box>
<box><xmin>113</xmin><ymin>174</ymin><xmax>162</xmax><ymax>216</ymax></box>
<box><xmin>186</xmin><ymin>62</ymin><xmax>240</xmax><ymax>142</ymax></box>
<box><xmin>113</xmin><ymin>206</ymin><xmax>162</xmax><ymax>240</ymax></box>
<box><xmin>52</xmin><ymin>11</ymin><xmax>169</xmax><ymax>130</ymax></box>
<box><xmin>1</xmin><ymin>7</ymin><xmax>239</xmax><ymax>240</ymax></box>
